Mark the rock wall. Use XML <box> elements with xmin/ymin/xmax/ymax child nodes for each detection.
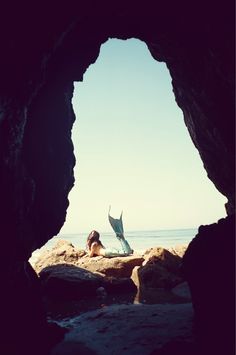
<box><xmin>182</xmin><ymin>215</ymin><xmax>235</xmax><ymax>354</ymax></box>
<box><xmin>0</xmin><ymin>1</ymin><xmax>234</xmax><ymax>354</ymax></box>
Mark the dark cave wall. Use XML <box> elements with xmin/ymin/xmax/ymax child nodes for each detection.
<box><xmin>0</xmin><ymin>1</ymin><xmax>234</xmax><ymax>354</ymax></box>
<box><xmin>22</xmin><ymin>80</ymin><xmax>76</xmax><ymax>251</ymax></box>
<box><xmin>19</xmin><ymin>2</ymin><xmax>235</xmax><ymax>258</ymax></box>
<box><xmin>0</xmin><ymin>1</ymin><xmax>234</xmax><ymax>261</ymax></box>
<box><xmin>144</xmin><ymin>14</ymin><xmax>235</xmax><ymax>214</ymax></box>
<box><xmin>21</xmin><ymin>23</ymin><xmax>107</xmax><ymax>253</ymax></box>
<box><xmin>182</xmin><ymin>215</ymin><xmax>235</xmax><ymax>354</ymax></box>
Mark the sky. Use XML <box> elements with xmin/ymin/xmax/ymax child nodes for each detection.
<box><xmin>60</xmin><ymin>38</ymin><xmax>227</xmax><ymax>234</ymax></box>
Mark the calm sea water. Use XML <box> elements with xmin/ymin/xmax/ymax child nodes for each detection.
<box><xmin>30</xmin><ymin>228</ymin><xmax>198</xmax><ymax>264</ymax></box>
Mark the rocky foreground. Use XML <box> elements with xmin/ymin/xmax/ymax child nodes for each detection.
<box><xmin>50</xmin><ymin>303</ymin><xmax>195</xmax><ymax>355</ymax></box>
<box><xmin>32</xmin><ymin>240</ymin><xmax>189</xmax><ymax>303</ymax></box>
<box><xmin>31</xmin><ymin>240</ymin><xmax>193</xmax><ymax>354</ymax></box>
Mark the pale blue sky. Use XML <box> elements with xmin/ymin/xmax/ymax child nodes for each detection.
<box><xmin>60</xmin><ymin>38</ymin><xmax>227</xmax><ymax>234</ymax></box>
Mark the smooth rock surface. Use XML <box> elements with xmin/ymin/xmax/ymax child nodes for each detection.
<box><xmin>50</xmin><ymin>303</ymin><xmax>194</xmax><ymax>355</ymax></box>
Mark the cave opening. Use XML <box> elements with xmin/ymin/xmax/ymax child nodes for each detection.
<box><xmin>1</xmin><ymin>5</ymin><xmax>233</xmax><ymax>353</ymax></box>
<box><xmin>26</xmin><ymin>38</ymin><xmax>232</xmax><ymax>351</ymax></box>
<box><xmin>59</xmin><ymin>38</ymin><xmax>227</xmax><ymax>245</ymax></box>
<box><xmin>28</xmin><ymin>37</ymin><xmax>229</xmax><ymax>321</ymax></box>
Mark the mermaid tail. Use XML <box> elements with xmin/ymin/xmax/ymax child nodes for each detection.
<box><xmin>119</xmin><ymin>238</ymin><xmax>133</xmax><ymax>254</ymax></box>
<box><xmin>108</xmin><ymin>206</ymin><xmax>124</xmax><ymax>237</ymax></box>
<box><xmin>108</xmin><ymin>207</ymin><xmax>133</xmax><ymax>255</ymax></box>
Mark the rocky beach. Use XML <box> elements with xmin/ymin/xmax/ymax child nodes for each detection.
<box><xmin>30</xmin><ymin>240</ymin><xmax>194</xmax><ymax>354</ymax></box>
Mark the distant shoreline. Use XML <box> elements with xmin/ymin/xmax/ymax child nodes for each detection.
<box><xmin>59</xmin><ymin>227</ymin><xmax>198</xmax><ymax>236</ymax></box>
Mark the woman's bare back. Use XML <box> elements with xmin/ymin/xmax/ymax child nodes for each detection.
<box><xmin>89</xmin><ymin>241</ymin><xmax>106</xmax><ymax>257</ymax></box>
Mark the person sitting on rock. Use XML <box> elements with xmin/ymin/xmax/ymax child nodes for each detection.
<box><xmin>86</xmin><ymin>230</ymin><xmax>133</xmax><ymax>258</ymax></box>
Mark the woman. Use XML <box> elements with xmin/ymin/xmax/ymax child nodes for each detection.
<box><xmin>86</xmin><ymin>230</ymin><xmax>133</xmax><ymax>258</ymax></box>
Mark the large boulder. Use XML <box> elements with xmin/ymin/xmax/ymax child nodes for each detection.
<box><xmin>39</xmin><ymin>264</ymin><xmax>103</xmax><ymax>300</ymax></box>
<box><xmin>132</xmin><ymin>264</ymin><xmax>182</xmax><ymax>290</ymax></box>
<box><xmin>143</xmin><ymin>247</ymin><xmax>183</xmax><ymax>274</ymax></box>
<box><xmin>132</xmin><ymin>248</ymin><xmax>183</xmax><ymax>290</ymax></box>
<box><xmin>76</xmin><ymin>254</ymin><xmax>144</xmax><ymax>278</ymax></box>
<box><xmin>33</xmin><ymin>240</ymin><xmax>86</xmax><ymax>273</ymax></box>
<box><xmin>39</xmin><ymin>264</ymin><xmax>137</xmax><ymax>301</ymax></box>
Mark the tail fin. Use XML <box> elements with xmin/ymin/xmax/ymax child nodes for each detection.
<box><xmin>108</xmin><ymin>206</ymin><xmax>124</xmax><ymax>235</ymax></box>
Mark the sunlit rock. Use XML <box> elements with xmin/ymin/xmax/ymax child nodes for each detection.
<box><xmin>33</xmin><ymin>240</ymin><xmax>86</xmax><ymax>273</ymax></box>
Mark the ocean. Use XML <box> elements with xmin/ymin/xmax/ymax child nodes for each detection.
<box><xmin>30</xmin><ymin>228</ymin><xmax>198</xmax><ymax>264</ymax></box>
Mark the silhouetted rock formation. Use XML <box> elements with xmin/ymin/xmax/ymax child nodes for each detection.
<box><xmin>0</xmin><ymin>2</ymin><xmax>234</xmax><ymax>354</ymax></box>
<box><xmin>182</xmin><ymin>215</ymin><xmax>235</xmax><ymax>354</ymax></box>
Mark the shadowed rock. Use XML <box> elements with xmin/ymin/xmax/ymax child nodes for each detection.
<box><xmin>39</xmin><ymin>264</ymin><xmax>137</xmax><ymax>301</ymax></box>
<box><xmin>132</xmin><ymin>247</ymin><xmax>183</xmax><ymax>290</ymax></box>
<box><xmin>50</xmin><ymin>303</ymin><xmax>194</xmax><ymax>355</ymax></box>
<box><xmin>39</xmin><ymin>264</ymin><xmax>104</xmax><ymax>300</ymax></box>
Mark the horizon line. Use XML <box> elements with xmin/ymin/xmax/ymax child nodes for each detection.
<box><xmin>58</xmin><ymin>226</ymin><xmax>199</xmax><ymax>235</ymax></box>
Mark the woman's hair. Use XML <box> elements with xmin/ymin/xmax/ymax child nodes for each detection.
<box><xmin>86</xmin><ymin>230</ymin><xmax>104</xmax><ymax>250</ymax></box>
